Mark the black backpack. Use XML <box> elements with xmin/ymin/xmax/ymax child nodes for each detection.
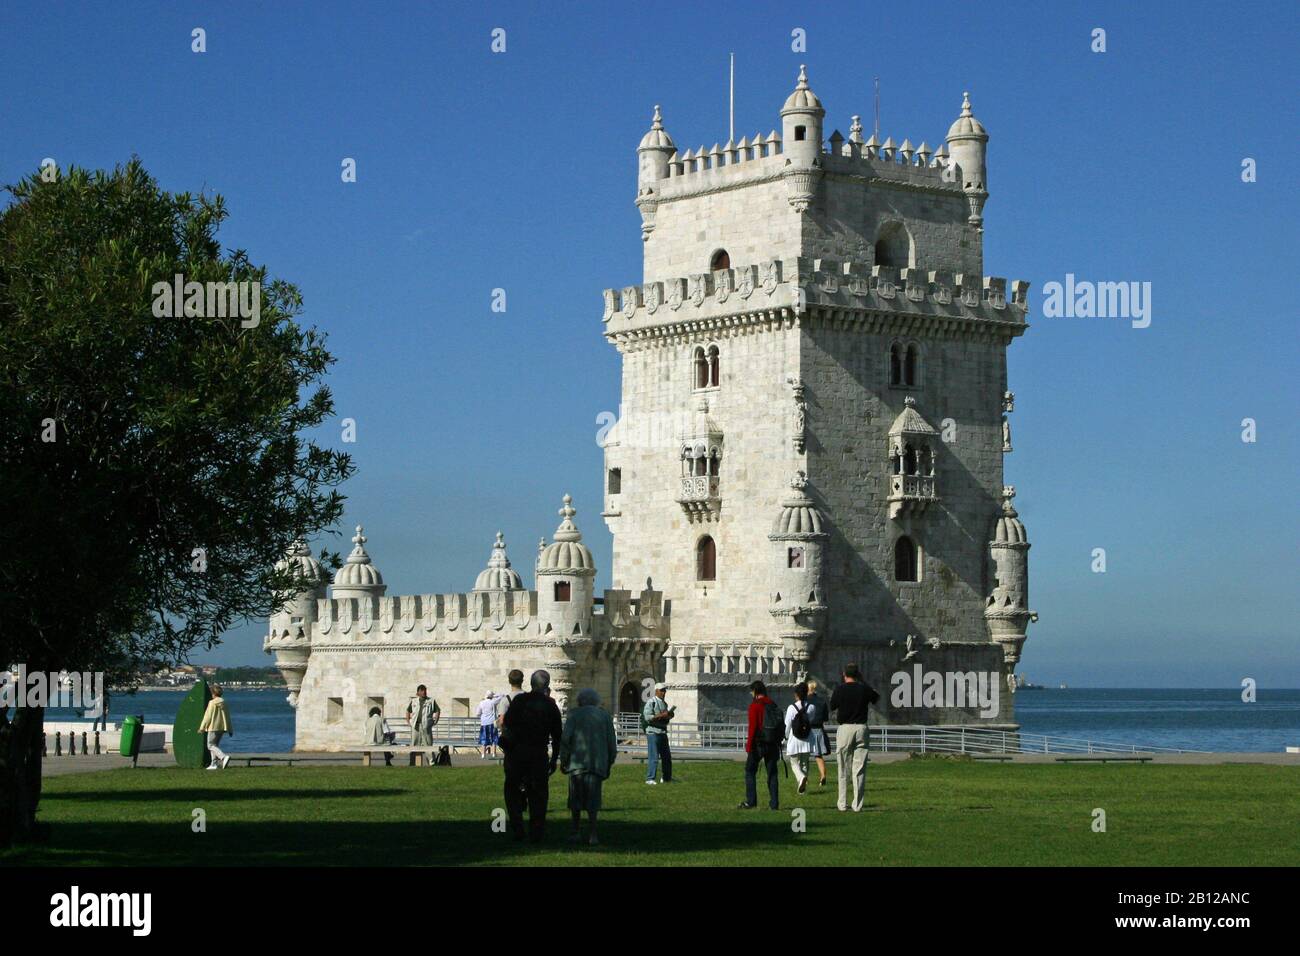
<box><xmin>790</xmin><ymin>702</ymin><xmax>811</xmax><ymax>741</ymax></box>
<box><xmin>757</xmin><ymin>700</ymin><xmax>784</xmax><ymax>745</ymax></box>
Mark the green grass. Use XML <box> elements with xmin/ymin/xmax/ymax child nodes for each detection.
<box><xmin>4</xmin><ymin>759</ymin><xmax>1297</xmax><ymax>866</ymax></box>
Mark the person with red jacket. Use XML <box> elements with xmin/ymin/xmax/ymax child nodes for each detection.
<box><xmin>738</xmin><ymin>680</ymin><xmax>781</xmax><ymax>810</ymax></box>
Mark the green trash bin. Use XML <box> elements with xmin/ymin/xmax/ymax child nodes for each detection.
<box><xmin>119</xmin><ymin>714</ymin><xmax>144</xmax><ymax>764</ymax></box>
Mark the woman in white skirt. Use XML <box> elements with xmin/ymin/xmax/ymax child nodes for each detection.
<box><xmin>785</xmin><ymin>681</ymin><xmax>817</xmax><ymax>794</ymax></box>
<box><xmin>805</xmin><ymin>679</ymin><xmax>832</xmax><ymax>787</ymax></box>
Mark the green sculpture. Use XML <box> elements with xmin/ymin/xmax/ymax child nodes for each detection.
<box><xmin>172</xmin><ymin>680</ymin><xmax>212</xmax><ymax>768</ymax></box>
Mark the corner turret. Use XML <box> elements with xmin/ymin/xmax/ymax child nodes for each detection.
<box><xmin>946</xmin><ymin>91</ymin><xmax>989</xmax><ymax>229</ymax></box>
<box><xmin>985</xmin><ymin>487</ymin><xmax>1036</xmax><ymax>669</ymax></box>
<box><xmin>768</xmin><ymin>472</ymin><xmax>828</xmax><ymax>666</ymax></box>
<box><xmin>264</xmin><ymin>539</ymin><xmax>328</xmax><ymax>707</ymax></box>
<box><xmin>536</xmin><ymin>495</ymin><xmax>596</xmax><ymax>638</ymax></box>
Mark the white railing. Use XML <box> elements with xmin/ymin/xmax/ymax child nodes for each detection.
<box><xmin>611</xmin><ymin>715</ymin><xmax>1207</xmax><ymax>755</ymax></box>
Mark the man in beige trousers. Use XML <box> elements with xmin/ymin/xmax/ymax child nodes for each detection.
<box><xmin>828</xmin><ymin>664</ymin><xmax>879</xmax><ymax>811</ymax></box>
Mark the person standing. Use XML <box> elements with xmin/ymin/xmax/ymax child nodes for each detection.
<box><xmin>805</xmin><ymin>679</ymin><xmax>831</xmax><ymax>787</ymax></box>
<box><xmin>641</xmin><ymin>682</ymin><xmax>674</xmax><ymax>785</ymax></box>
<box><xmin>500</xmin><ymin>669</ymin><xmax>563</xmax><ymax>843</ymax></box>
<box><xmin>830</xmin><ymin>663</ymin><xmax>880</xmax><ymax>812</ymax></box>
<box><xmin>477</xmin><ymin>691</ymin><xmax>500</xmax><ymax>758</ymax></box>
<box><xmin>785</xmin><ymin>682</ymin><xmax>815</xmax><ymax>795</ymax></box>
<box><xmin>496</xmin><ymin>668</ymin><xmax>525</xmax><ymax>732</ymax></box>
<box><xmin>197</xmin><ymin>684</ymin><xmax>232</xmax><ymax>770</ymax></box>
<box><xmin>406</xmin><ymin>684</ymin><xmax>440</xmax><ymax>766</ymax></box>
<box><xmin>739</xmin><ymin>680</ymin><xmax>781</xmax><ymax>810</ymax></box>
<box><xmin>559</xmin><ymin>688</ymin><xmax>619</xmax><ymax>846</ymax></box>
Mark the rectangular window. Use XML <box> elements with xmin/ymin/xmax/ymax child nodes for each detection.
<box><xmin>554</xmin><ymin>581</ymin><xmax>571</xmax><ymax>602</ymax></box>
<box><xmin>326</xmin><ymin>697</ymin><xmax>344</xmax><ymax>724</ymax></box>
<box><xmin>788</xmin><ymin>547</ymin><xmax>805</xmax><ymax>569</ymax></box>
<box><xmin>608</xmin><ymin>467</ymin><xmax>622</xmax><ymax>495</ymax></box>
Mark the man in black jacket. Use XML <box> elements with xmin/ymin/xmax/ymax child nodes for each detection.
<box><xmin>501</xmin><ymin>669</ymin><xmax>564</xmax><ymax>842</ymax></box>
<box><xmin>829</xmin><ymin>663</ymin><xmax>880</xmax><ymax>812</ymax></box>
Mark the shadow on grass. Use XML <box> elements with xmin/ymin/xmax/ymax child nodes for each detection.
<box><xmin>7</xmin><ymin>818</ymin><xmax>815</xmax><ymax>867</ymax></box>
<box><xmin>43</xmin><ymin>789</ymin><xmax>406</xmax><ymax>803</ymax></box>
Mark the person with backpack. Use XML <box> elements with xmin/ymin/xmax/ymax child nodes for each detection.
<box><xmin>738</xmin><ymin>680</ymin><xmax>781</xmax><ymax>810</ymax></box>
<box><xmin>830</xmin><ymin>663</ymin><xmax>880</xmax><ymax>812</ymax></box>
<box><xmin>785</xmin><ymin>681</ymin><xmax>816</xmax><ymax>794</ymax></box>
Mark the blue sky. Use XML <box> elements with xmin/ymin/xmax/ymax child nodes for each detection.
<box><xmin>3</xmin><ymin>1</ymin><xmax>1296</xmax><ymax>684</ymax></box>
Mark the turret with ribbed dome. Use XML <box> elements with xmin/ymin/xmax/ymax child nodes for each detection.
<box><xmin>473</xmin><ymin>531</ymin><xmax>525</xmax><ymax>592</ymax></box>
<box><xmin>636</xmin><ymin>104</ymin><xmax>677</xmax><ymax>240</ymax></box>
<box><xmin>265</xmin><ymin>538</ymin><xmax>329</xmax><ymax>709</ymax></box>
<box><xmin>331</xmin><ymin>525</ymin><xmax>386</xmax><ymax>598</ymax></box>
<box><xmin>985</xmin><ymin>486</ymin><xmax>1035</xmax><ymax>667</ymax></box>
<box><xmin>945</xmin><ymin>90</ymin><xmax>989</xmax><ymax>229</ymax></box>
<box><xmin>781</xmin><ymin>64</ymin><xmax>825</xmax><ymax>208</ymax></box>
<box><xmin>767</xmin><ymin>472</ymin><xmax>828</xmax><ymax>665</ymax></box>
<box><xmin>537</xmin><ymin>495</ymin><xmax>596</xmax><ymax>638</ymax></box>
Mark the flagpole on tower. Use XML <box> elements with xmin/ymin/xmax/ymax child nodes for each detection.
<box><xmin>874</xmin><ymin>76</ymin><xmax>880</xmax><ymax>140</ymax></box>
<box><xmin>729</xmin><ymin>53</ymin><xmax>735</xmax><ymax>143</ymax></box>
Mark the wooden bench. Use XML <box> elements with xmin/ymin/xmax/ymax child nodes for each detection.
<box><xmin>1055</xmin><ymin>755</ymin><xmax>1153</xmax><ymax>764</ymax></box>
<box><xmin>359</xmin><ymin>741</ymin><xmax>483</xmax><ymax>765</ymax></box>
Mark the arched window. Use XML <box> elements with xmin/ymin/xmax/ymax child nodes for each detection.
<box><xmin>889</xmin><ymin>344</ymin><xmax>902</xmax><ymax>386</ymax></box>
<box><xmin>693</xmin><ymin>347</ymin><xmax>709</xmax><ymax>389</ymax></box>
<box><xmin>874</xmin><ymin>221</ymin><xmax>913</xmax><ymax>269</ymax></box>
<box><xmin>554</xmin><ymin>581</ymin><xmax>572</xmax><ymax>602</ymax></box>
<box><xmin>894</xmin><ymin>537</ymin><xmax>919</xmax><ymax>583</ymax></box>
<box><xmin>708</xmin><ymin>447</ymin><xmax>721</xmax><ymax>477</ymax></box>
<box><xmin>710</xmin><ymin>249</ymin><xmax>730</xmax><ymax>271</ymax></box>
<box><xmin>707</xmin><ymin>345</ymin><xmax>720</xmax><ymax>387</ymax></box>
<box><xmin>904</xmin><ymin>345</ymin><xmax>918</xmax><ymax>386</ymax></box>
<box><xmin>696</xmin><ymin>536</ymin><xmax>717</xmax><ymax>581</ymax></box>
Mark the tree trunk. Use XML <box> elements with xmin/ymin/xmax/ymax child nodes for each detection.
<box><xmin>0</xmin><ymin>704</ymin><xmax>45</xmax><ymax>847</ymax></box>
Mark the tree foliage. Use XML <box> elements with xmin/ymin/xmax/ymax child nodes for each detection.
<box><xmin>0</xmin><ymin>159</ymin><xmax>353</xmax><ymax>843</ymax></box>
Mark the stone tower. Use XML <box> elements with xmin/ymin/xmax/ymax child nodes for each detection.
<box><xmin>601</xmin><ymin>67</ymin><xmax>1035</xmax><ymax>726</ymax></box>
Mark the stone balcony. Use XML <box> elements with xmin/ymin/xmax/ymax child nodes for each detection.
<box><xmin>678</xmin><ymin>475</ymin><xmax>720</xmax><ymax>521</ymax></box>
<box><xmin>888</xmin><ymin>473</ymin><xmax>938</xmax><ymax>519</ymax></box>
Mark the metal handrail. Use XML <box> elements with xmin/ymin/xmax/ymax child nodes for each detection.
<box><xmin>611</xmin><ymin>714</ymin><xmax>1208</xmax><ymax>755</ymax></box>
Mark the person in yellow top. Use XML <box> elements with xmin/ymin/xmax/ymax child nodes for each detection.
<box><xmin>197</xmin><ymin>684</ymin><xmax>233</xmax><ymax>770</ymax></box>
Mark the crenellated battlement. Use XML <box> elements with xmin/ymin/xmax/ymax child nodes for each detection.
<box><xmin>602</xmin><ymin>256</ymin><xmax>1030</xmax><ymax>341</ymax></box>
<box><xmin>274</xmin><ymin>585</ymin><xmax>672</xmax><ymax>645</ymax></box>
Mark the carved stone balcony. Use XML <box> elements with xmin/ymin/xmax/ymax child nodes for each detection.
<box><xmin>678</xmin><ymin>476</ymin><xmax>721</xmax><ymax>521</ymax></box>
<box><xmin>888</xmin><ymin>473</ymin><xmax>938</xmax><ymax>519</ymax></box>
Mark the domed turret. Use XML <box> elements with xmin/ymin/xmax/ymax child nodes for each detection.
<box><xmin>331</xmin><ymin>525</ymin><xmax>386</xmax><ymax>598</ymax></box>
<box><xmin>537</xmin><ymin>495</ymin><xmax>596</xmax><ymax>638</ymax></box>
<box><xmin>985</xmin><ymin>487</ymin><xmax>1035</xmax><ymax>668</ymax></box>
<box><xmin>265</xmin><ymin>539</ymin><xmax>328</xmax><ymax>708</ymax></box>
<box><xmin>780</xmin><ymin>66</ymin><xmax>825</xmax><ymax>211</ymax></box>
<box><xmin>781</xmin><ymin>65</ymin><xmax>824</xmax><ymax>164</ymax></box>
<box><xmin>636</xmin><ymin>105</ymin><xmax>677</xmax><ymax>241</ymax></box>
<box><xmin>473</xmin><ymin>531</ymin><xmax>525</xmax><ymax>592</ymax></box>
<box><xmin>768</xmin><ymin>472</ymin><xmax>829</xmax><ymax>665</ymax></box>
<box><xmin>274</xmin><ymin>539</ymin><xmax>327</xmax><ymax>593</ymax></box>
<box><xmin>945</xmin><ymin>91</ymin><xmax>989</xmax><ymax>229</ymax></box>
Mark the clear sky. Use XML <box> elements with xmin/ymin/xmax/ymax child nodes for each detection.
<box><xmin>3</xmin><ymin>1</ymin><xmax>1296</xmax><ymax>685</ymax></box>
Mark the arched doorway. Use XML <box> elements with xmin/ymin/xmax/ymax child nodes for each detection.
<box><xmin>618</xmin><ymin>680</ymin><xmax>642</xmax><ymax>715</ymax></box>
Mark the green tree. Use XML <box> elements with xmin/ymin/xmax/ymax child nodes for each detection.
<box><xmin>0</xmin><ymin>160</ymin><xmax>352</xmax><ymax>845</ymax></box>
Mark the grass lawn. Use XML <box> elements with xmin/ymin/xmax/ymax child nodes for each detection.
<box><xmin>4</xmin><ymin>758</ymin><xmax>1297</xmax><ymax>866</ymax></box>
